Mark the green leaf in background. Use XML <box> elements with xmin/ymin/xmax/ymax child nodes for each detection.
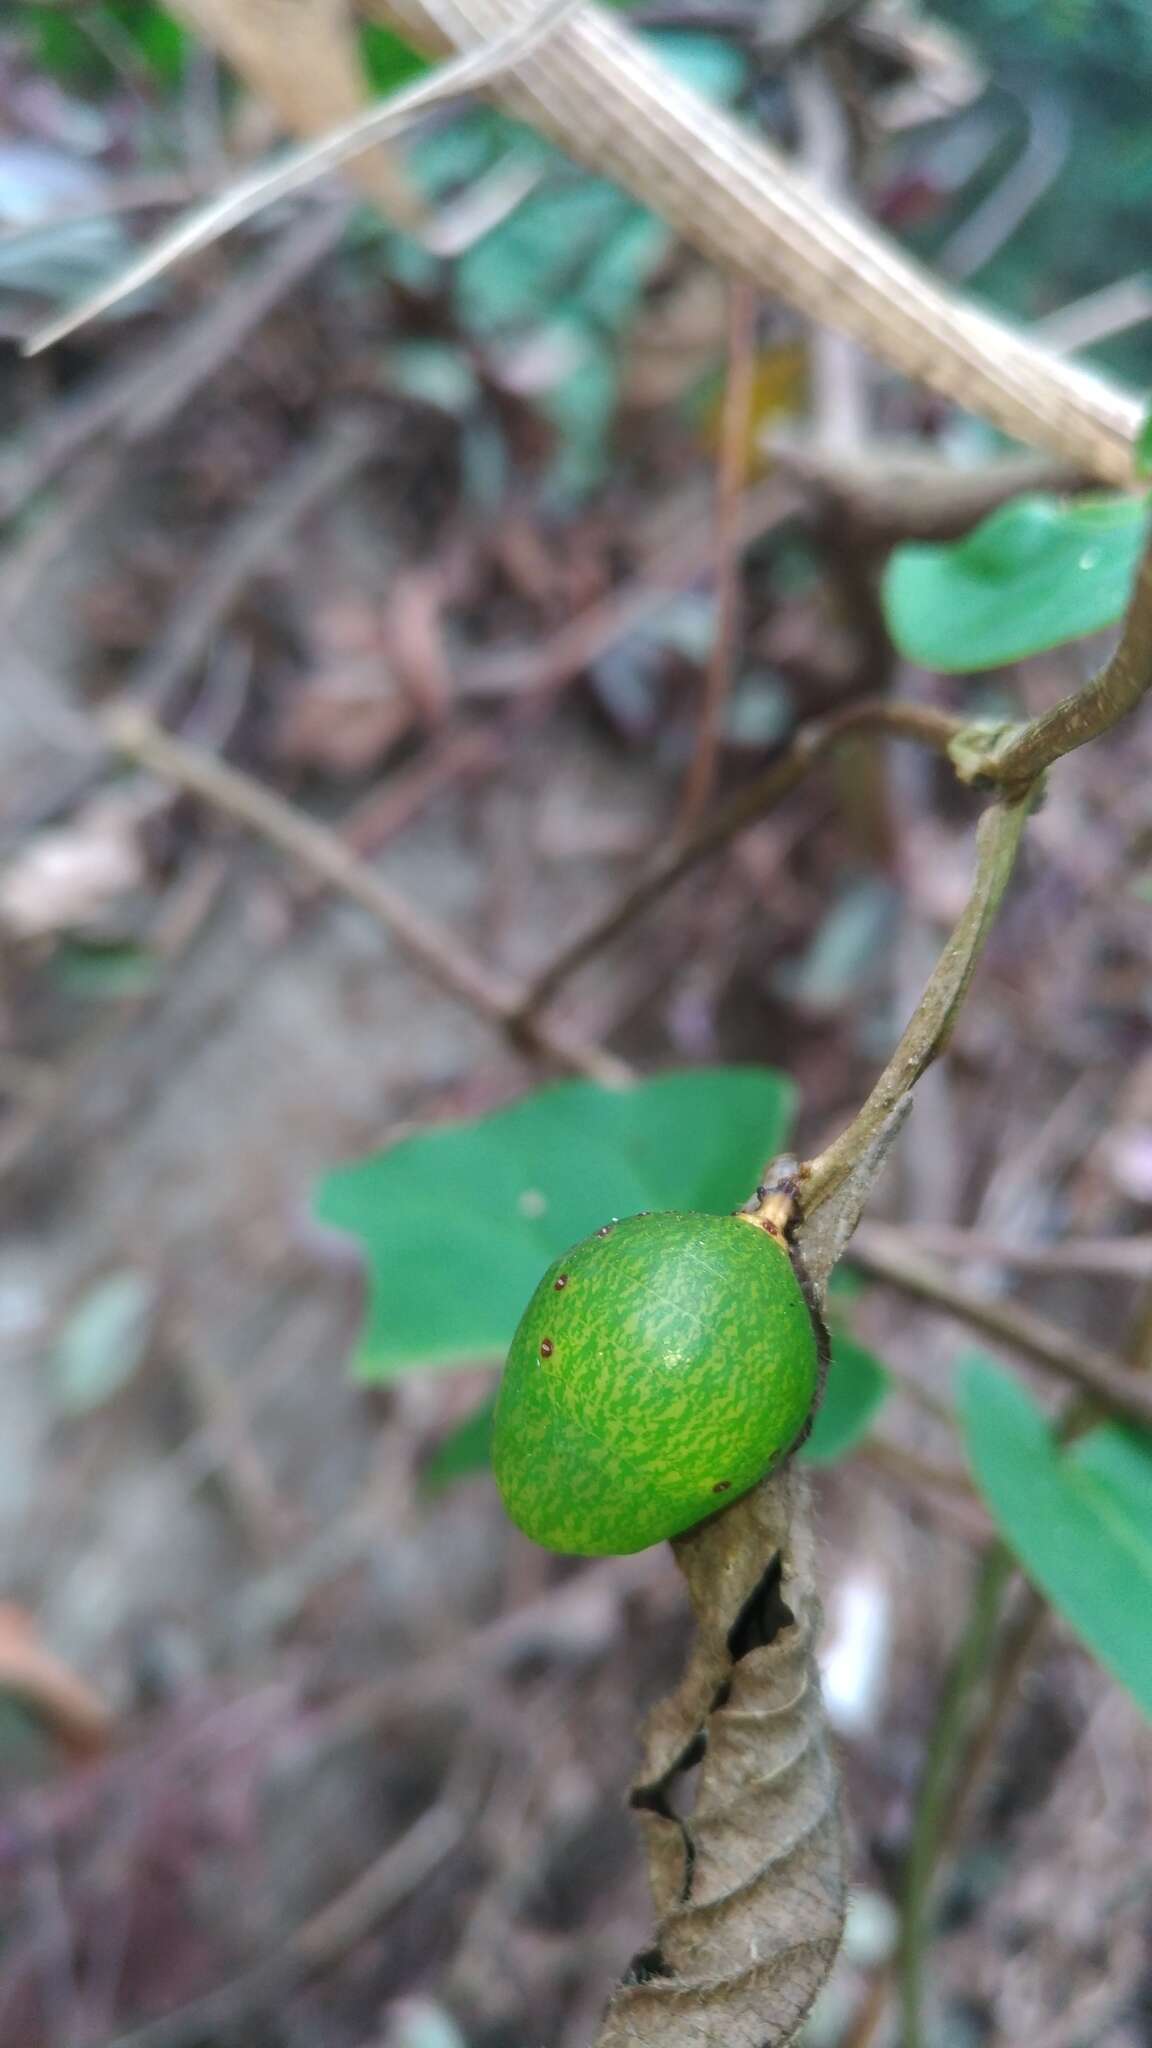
<box><xmin>18</xmin><ymin>3</ymin><xmax>187</xmax><ymax>87</ymax></box>
<box><xmin>960</xmin><ymin>1356</ymin><xmax>1152</xmax><ymax>1718</ymax></box>
<box><xmin>883</xmin><ymin>491</ymin><xmax>1149</xmax><ymax>671</ymax></box>
<box><xmin>316</xmin><ymin>1067</ymin><xmax>793</xmax><ymax>1380</ymax></box>
<box><xmin>51</xmin><ymin>1270</ymin><xmax>156</xmax><ymax>1415</ymax></box>
<box><xmin>423</xmin><ymin>1392</ymin><xmax>497</xmax><ymax>1493</ymax></box>
<box><xmin>51</xmin><ymin>940</ymin><xmax>159</xmax><ymax>1000</ymax></box>
<box><xmin>801</xmin><ymin>1331</ymin><xmax>890</xmax><ymax>1466</ymax></box>
<box><xmin>118</xmin><ymin>1</ymin><xmax>186</xmax><ymax>84</ymax></box>
<box><xmin>359</xmin><ymin>22</ymin><xmax>429</xmax><ymax>93</ymax></box>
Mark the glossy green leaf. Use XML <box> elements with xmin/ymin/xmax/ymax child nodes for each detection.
<box><xmin>883</xmin><ymin>492</ymin><xmax>1149</xmax><ymax>671</ymax></box>
<box><xmin>316</xmin><ymin>1067</ymin><xmax>794</xmax><ymax>1380</ymax></box>
<box><xmin>423</xmin><ymin>1393</ymin><xmax>496</xmax><ymax>1493</ymax></box>
<box><xmin>801</xmin><ymin>1331</ymin><xmax>889</xmax><ymax>1466</ymax></box>
<box><xmin>960</xmin><ymin>1357</ymin><xmax>1152</xmax><ymax>1718</ymax></box>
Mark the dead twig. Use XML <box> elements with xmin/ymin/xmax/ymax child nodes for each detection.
<box><xmin>100</xmin><ymin>702</ymin><xmax>630</xmax><ymax>1087</ymax></box>
<box><xmin>872</xmin><ymin>1224</ymin><xmax>1152</xmax><ymax>1278</ymax></box>
<box><xmin>290</xmin><ymin>724</ymin><xmax>504</xmax><ymax>904</ymax></box>
<box><xmin>105</xmin><ymin>1774</ymin><xmax>478</xmax><ymax>2048</ymax></box>
<box><xmin>850</xmin><ymin>1223</ymin><xmax>1152</xmax><ymax>1432</ymax></box>
<box><xmin>518</xmin><ymin>699</ymin><xmax>965</xmax><ymax>1018</ymax></box>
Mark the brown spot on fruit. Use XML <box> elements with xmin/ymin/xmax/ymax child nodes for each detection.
<box><xmin>539</xmin><ymin>1338</ymin><xmax>554</xmax><ymax>1358</ymax></box>
<box><xmin>712</xmin><ymin>1480</ymin><xmax>732</xmax><ymax>1494</ymax></box>
<box><xmin>596</xmin><ymin>1224</ymin><xmax>614</xmax><ymax>1238</ymax></box>
<box><xmin>554</xmin><ymin>1275</ymin><xmax>568</xmax><ymax>1291</ymax></box>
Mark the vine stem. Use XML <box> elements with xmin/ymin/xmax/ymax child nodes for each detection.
<box><xmin>897</xmin><ymin>1266</ymin><xmax>1152</xmax><ymax>2045</ymax></box>
<box><xmin>518</xmin><ymin>701</ymin><xmax>965</xmax><ymax>1020</ymax></box>
<box><xmin>988</xmin><ymin>528</ymin><xmax>1152</xmax><ymax>790</ymax></box>
<box><xmin>792</xmin><ymin>793</ymin><xmax>1035</xmax><ymax>1219</ymax></box>
<box><xmin>898</xmin><ymin>1541</ymin><xmax>1016</xmax><ymax>2048</ymax></box>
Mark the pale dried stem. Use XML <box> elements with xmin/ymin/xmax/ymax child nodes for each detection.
<box><xmin>100</xmin><ymin>703</ymin><xmax>629</xmax><ymax>1087</ymax></box>
<box><xmin>371</xmin><ymin>0</ymin><xmax>1142</xmax><ymax>483</ymax></box>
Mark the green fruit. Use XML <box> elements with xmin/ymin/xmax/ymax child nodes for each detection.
<box><xmin>492</xmin><ymin>1209</ymin><xmax>818</xmax><ymax>1557</ymax></box>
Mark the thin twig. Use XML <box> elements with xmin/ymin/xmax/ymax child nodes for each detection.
<box><xmin>871</xmin><ymin>1223</ymin><xmax>1152</xmax><ymax>1278</ymax></box>
<box><xmin>849</xmin><ymin>1225</ymin><xmax>1152</xmax><ymax>1431</ymax></box>
<box><xmin>678</xmin><ymin>279</ymin><xmax>758</xmax><ymax>827</ymax></box>
<box><xmin>105</xmin><ymin>1780</ymin><xmax>476</xmax><ymax>2048</ymax></box>
<box><xmin>24</xmin><ymin>0</ymin><xmax>582</xmax><ymax>355</ymax></box>
<box><xmin>519</xmin><ymin>699</ymin><xmax>965</xmax><ymax>1019</ymax></box>
<box><xmin>100</xmin><ymin>703</ymin><xmax>630</xmax><ymax>1087</ymax></box>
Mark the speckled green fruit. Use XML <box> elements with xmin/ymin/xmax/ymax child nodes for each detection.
<box><xmin>492</xmin><ymin>1210</ymin><xmax>818</xmax><ymax>1557</ymax></box>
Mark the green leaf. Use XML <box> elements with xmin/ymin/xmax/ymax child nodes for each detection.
<box><xmin>51</xmin><ymin>940</ymin><xmax>159</xmax><ymax>1000</ymax></box>
<box><xmin>18</xmin><ymin>4</ymin><xmax>188</xmax><ymax>86</ymax></box>
<box><xmin>423</xmin><ymin>1393</ymin><xmax>496</xmax><ymax>1493</ymax></box>
<box><xmin>115</xmin><ymin>2</ymin><xmax>187</xmax><ymax>85</ymax></box>
<box><xmin>801</xmin><ymin>1331</ymin><xmax>889</xmax><ymax>1466</ymax></box>
<box><xmin>883</xmin><ymin>492</ymin><xmax>1150</xmax><ymax>671</ymax></box>
<box><xmin>359</xmin><ymin>22</ymin><xmax>429</xmax><ymax>93</ymax></box>
<box><xmin>960</xmin><ymin>1357</ymin><xmax>1152</xmax><ymax>1718</ymax></box>
<box><xmin>315</xmin><ymin>1067</ymin><xmax>794</xmax><ymax>1380</ymax></box>
<box><xmin>51</xmin><ymin>1270</ymin><xmax>155</xmax><ymax>1415</ymax></box>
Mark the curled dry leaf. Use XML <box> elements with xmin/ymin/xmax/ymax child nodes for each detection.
<box><xmin>598</xmin><ymin>1469</ymin><xmax>843</xmax><ymax>2048</ymax></box>
<box><xmin>595</xmin><ymin>1110</ymin><xmax>909</xmax><ymax>2047</ymax></box>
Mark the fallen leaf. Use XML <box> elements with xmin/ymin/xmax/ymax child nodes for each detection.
<box><xmin>0</xmin><ymin>792</ymin><xmax>148</xmax><ymax>940</ymax></box>
<box><xmin>0</xmin><ymin>1604</ymin><xmax>112</xmax><ymax>1761</ymax></box>
<box><xmin>380</xmin><ymin>566</ymin><xmax>455</xmax><ymax>726</ymax></box>
<box><xmin>51</xmin><ymin>1269</ymin><xmax>156</xmax><ymax>1416</ymax></box>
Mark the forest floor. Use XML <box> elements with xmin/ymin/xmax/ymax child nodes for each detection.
<box><xmin>2</xmin><ymin>13</ymin><xmax>1152</xmax><ymax>2048</ymax></box>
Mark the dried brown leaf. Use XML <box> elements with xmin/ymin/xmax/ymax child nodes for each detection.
<box><xmin>597</xmin><ymin>1469</ymin><xmax>844</xmax><ymax>2047</ymax></box>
